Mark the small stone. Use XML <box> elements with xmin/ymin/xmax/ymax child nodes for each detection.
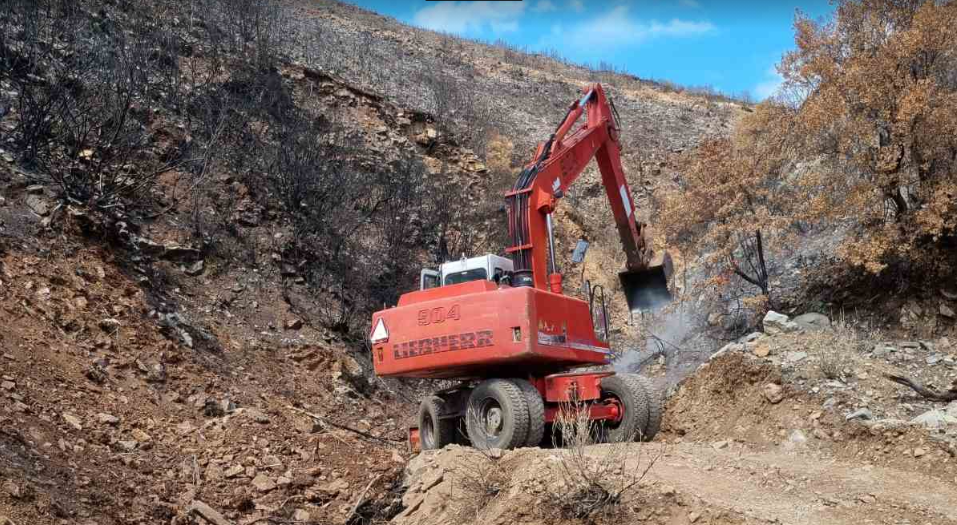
<box><xmin>762</xmin><ymin>383</ymin><xmax>785</xmax><ymax>404</ymax></box>
<box><xmin>317</xmin><ymin>478</ymin><xmax>350</xmax><ymax>496</ymax></box>
<box><xmin>846</xmin><ymin>408</ymin><xmax>873</xmax><ymax>421</ymax></box>
<box><xmin>63</xmin><ymin>413</ymin><xmax>83</xmax><ymax>431</ymax></box>
<box><xmin>184</xmin><ymin>260</ymin><xmax>205</xmax><ymax>276</ymax></box>
<box><xmin>285</xmin><ymin>318</ymin><xmax>303</xmax><ymax>330</ymax></box>
<box><xmin>117</xmin><ymin>440</ymin><xmax>137</xmax><ymax>452</ymax></box>
<box><xmin>292</xmin><ymin>509</ymin><xmax>310</xmax><ymax>521</ymax></box>
<box><xmin>25</xmin><ymin>194</ymin><xmax>50</xmax><ymax>216</ymax></box>
<box><xmin>224</xmin><ymin>465</ymin><xmax>244</xmax><ymax>478</ymax></box>
<box><xmin>812</xmin><ymin>428</ymin><xmax>830</xmax><ymax>440</ymax></box>
<box><xmin>941</xmin><ymin>304</ymin><xmax>955</xmax><ymax>319</ymax></box>
<box><xmin>788</xmin><ymin>429</ymin><xmax>808</xmax><ymax>445</ymax></box>
<box><xmin>926</xmin><ymin>355</ymin><xmax>941</xmax><ymax>365</ymax></box>
<box><xmin>785</xmin><ymin>351</ymin><xmax>808</xmax><ymax>363</ymax></box>
<box><xmin>753</xmin><ymin>344</ymin><xmax>771</xmax><ymax>358</ymax></box>
<box><xmin>1</xmin><ymin>380</ymin><xmax>14</xmax><ymax>391</ymax></box>
<box><xmin>26</xmin><ymin>184</ymin><xmax>45</xmax><ymax>195</ymax></box>
<box><xmin>391</xmin><ymin>450</ymin><xmax>405</xmax><ymax>464</ymax></box>
<box><xmin>712</xmin><ymin>440</ymin><xmax>730</xmax><ymax>450</ymax></box>
<box><xmin>131</xmin><ymin>429</ymin><xmax>152</xmax><ymax>443</ymax></box>
<box><xmin>99</xmin><ymin>318</ymin><xmax>121</xmax><ymax>332</ymax></box>
<box><xmin>251</xmin><ymin>473</ymin><xmax>276</xmax><ymax>492</ymax></box>
<box><xmin>97</xmin><ymin>413</ymin><xmax>120</xmax><ymax>426</ymax></box>
<box><xmin>913</xmin><ymin>447</ymin><xmax>926</xmax><ymax>458</ymax></box>
<box><xmin>688</xmin><ymin>511</ymin><xmax>701</xmax><ymax>523</ymax></box>
<box><xmin>188</xmin><ymin>500</ymin><xmax>231</xmax><ymax>525</ymax></box>
<box><xmin>872</xmin><ymin>343</ymin><xmax>894</xmax><ymax>357</ymax></box>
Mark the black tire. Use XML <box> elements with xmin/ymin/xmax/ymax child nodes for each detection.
<box><xmin>630</xmin><ymin>374</ymin><xmax>663</xmax><ymax>441</ymax></box>
<box><xmin>418</xmin><ymin>396</ymin><xmax>455</xmax><ymax>450</ymax></box>
<box><xmin>512</xmin><ymin>379</ymin><xmax>545</xmax><ymax>448</ymax></box>
<box><xmin>466</xmin><ymin>379</ymin><xmax>530</xmax><ymax>450</ymax></box>
<box><xmin>599</xmin><ymin>374</ymin><xmax>650</xmax><ymax>443</ymax></box>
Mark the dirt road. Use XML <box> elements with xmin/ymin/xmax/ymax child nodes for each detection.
<box><xmin>397</xmin><ymin>440</ymin><xmax>957</xmax><ymax>525</ymax></box>
<box><xmin>619</xmin><ymin>442</ymin><xmax>957</xmax><ymax>524</ymax></box>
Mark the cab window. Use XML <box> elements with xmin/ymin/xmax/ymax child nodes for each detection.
<box><xmin>444</xmin><ymin>268</ymin><xmax>487</xmax><ymax>285</ymax></box>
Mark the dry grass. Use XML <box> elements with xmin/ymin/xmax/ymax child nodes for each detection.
<box><xmin>802</xmin><ymin>316</ymin><xmax>871</xmax><ymax>381</ymax></box>
<box><xmin>543</xmin><ymin>402</ymin><xmax>661</xmax><ymax>522</ymax></box>
<box><xmin>446</xmin><ymin>405</ymin><xmax>508</xmax><ymax>521</ymax></box>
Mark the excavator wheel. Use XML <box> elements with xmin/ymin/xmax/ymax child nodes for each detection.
<box><xmin>466</xmin><ymin>379</ymin><xmax>530</xmax><ymax>450</ymax></box>
<box><xmin>598</xmin><ymin>374</ymin><xmax>650</xmax><ymax>443</ymax></box>
<box><xmin>629</xmin><ymin>374</ymin><xmax>663</xmax><ymax>441</ymax></box>
<box><xmin>511</xmin><ymin>378</ymin><xmax>545</xmax><ymax>448</ymax></box>
<box><xmin>418</xmin><ymin>396</ymin><xmax>456</xmax><ymax>450</ymax></box>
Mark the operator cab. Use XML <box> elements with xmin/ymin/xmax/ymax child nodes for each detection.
<box><xmin>420</xmin><ymin>254</ymin><xmax>514</xmax><ymax>290</ymax></box>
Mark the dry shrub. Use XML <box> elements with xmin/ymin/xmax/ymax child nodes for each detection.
<box><xmin>803</xmin><ymin>318</ymin><xmax>868</xmax><ymax>381</ymax></box>
<box><xmin>447</xmin><ymin>405</ymin><xmax>508</xmax><ymax>521</ymax></box>
<box><xmin>542</xmin><ymin>402</ymin><xmax>660</xmax><ymax>522</ymax></box>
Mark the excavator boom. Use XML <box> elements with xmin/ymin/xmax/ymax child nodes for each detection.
<box><xmin>506</xmin><ymin>83</ymin><xmax>672</xmax><ymax>311</ymax></box>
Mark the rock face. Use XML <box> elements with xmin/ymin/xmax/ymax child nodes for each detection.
<box><xmin>792</xmin><ymin>313</ymin><xmax>830</xmax><ymax>331</ymax></box>
<box><xmin>763</xmin><ymin>311</ymin><xmax>799</xmax><ymax>335</ymax></box>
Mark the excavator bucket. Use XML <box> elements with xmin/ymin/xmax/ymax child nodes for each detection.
<box><xmin>619</xmin><ymin>252</ymin><xmax>673</xmax><ymax>313</ymax></box>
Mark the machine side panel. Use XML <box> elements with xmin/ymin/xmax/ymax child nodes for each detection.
<box><xmin>372</xmin><ymin>287</ymin><xmax>610</xmax><ymax>379</ymax></box>
<box><xmin>372</xmin><ymin>286</ymin><xmax>534</xmax><ymax>377</ymax></box>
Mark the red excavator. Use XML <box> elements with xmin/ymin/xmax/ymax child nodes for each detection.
<box><xmin>369</xmin><ymin>83</ymin><xmax>673</xmax><ymax>450</ymax></box>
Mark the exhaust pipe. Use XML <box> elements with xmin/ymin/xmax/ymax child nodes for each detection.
<box><xmin>618</xmin><ymin>252</ymin><xmax>674</xmax><ymax>313</ymax></box>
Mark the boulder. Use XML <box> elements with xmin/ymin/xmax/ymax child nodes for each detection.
<box><xmin>763</xmin><ymin>311</ymin><xmax>799</xmax><ymax>335</ymax></box>
<box><xmin>910</xmin><ymin>409</ymin><xmax>957</xmax><ymax>429</ymax></box>
<box><xmin>792</xmin><ymin>313</ymin><xmax>830</xmax><ymax>331</ymax></box>
<box><xmin>709</xmin><ymin>342</ymin><xmax>743</xmax><ymax>361</ymax></box>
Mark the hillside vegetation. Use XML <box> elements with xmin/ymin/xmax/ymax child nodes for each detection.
<box><xmin>662</xmin><ymin>0</ymin><xmax>957</xmax><ymax>324</ymax></box>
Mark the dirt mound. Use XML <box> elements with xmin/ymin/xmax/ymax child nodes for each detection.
<box><xmin>393</xmin><ymin>444</ymin><xmax>755</xmax><ymax>525</ymax></box>
<box><xmin>663</xmin><ymin>353</ymin><xmax>783</xmax><ymax>441</ymax></box>
<box><xmin>662</xmin><ymin>338</ymin><xmax>957</xmax><ymax>485</ymax></box>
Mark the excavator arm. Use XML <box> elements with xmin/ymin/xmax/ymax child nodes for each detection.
<box><xmin>505</xmin><ymin>83</ymin><xmax>672</xmax><ymax>311</ymax></box>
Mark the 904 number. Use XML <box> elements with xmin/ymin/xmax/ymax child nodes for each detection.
<box><xmin>417</xmin><ymin>304</ymin><xmax>461</xmax><ymax>325</ymax></box>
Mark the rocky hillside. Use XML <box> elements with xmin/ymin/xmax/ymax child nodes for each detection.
<box><xmin>0</xmin><ymin>0</ymin><xmax>749</xmax><ymax>524</ymax></box>
<box><xmin>8</xmin><ymin>1</ymin><xmax>952</xmax><ymax>525</ymax></box>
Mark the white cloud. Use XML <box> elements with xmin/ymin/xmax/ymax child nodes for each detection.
<box><xmin>679</xmin><ymin>0</ymin><xmax>701</xmax><ymax>8</ymax></box>
<box><xmin>754</xmin><ymin>65</ymin><xmax>784</xmax><ymax>100</ymax></box>
<box><xmin>568</xmin><ymin>0</ymin><xmax>585</xmax><ymax>12</ymax></box>
<box><xmin>559</xmin><ymin>6</ymin><xmax>715</xmax><ymax>51</ymax></box>
<box><xmin>533</xmin><ymin>0</ymin><xmax>557</xmax><ymax>13</ymax></box>
<box><xmin>412</xmin><ymin>1</ymin><xmax>525</xmax><ymax>36</ymax></box>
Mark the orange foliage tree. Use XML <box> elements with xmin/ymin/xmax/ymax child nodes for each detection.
<box><xmin>662</xmin><ymin>0</ymin><xmax>957</xmax><ymax>307</ymax></box>
<box><xmin>780</xmin><ymin>0</ymin><xmax>957</xmax><ymax>273</ymax></box>
<box><xmin>659</xmin><ymin>102</ymin><xmax>799</xmax><ymax>307</ymax></box>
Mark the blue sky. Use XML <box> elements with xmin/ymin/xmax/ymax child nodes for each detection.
<box><xmin>342</xmin><ymin>0</ymin><xmax>835</xmax><ymax>99</ymax></box>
